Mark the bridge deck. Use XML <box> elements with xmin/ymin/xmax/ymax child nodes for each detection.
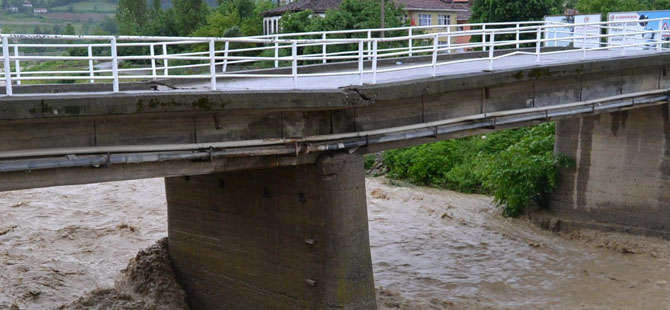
<box><xmin>203</xmin><ymin>49</ymin><xmax>656</xmax><ymax>91</ymax></box>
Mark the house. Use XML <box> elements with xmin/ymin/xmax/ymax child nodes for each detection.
<box><xmin>262</xmin><ymin>0</ymin><xmax>340</xmax><ymax>35</ymax></box>
<box><xmin>276</xmin><ymin>0</ymin><xmax>296</xmax><ymax>6</ymax></box>
<box><xmin>395</xmin><ymin>0</ymin><xmax>470</xmax><ymax>46</ymax></box>
<box><xmin>454</xmin><ymin>0</ymin><xmax>474</xmax><ymax>50</ymax></box>
<box><xmin>22</xmin><ymin>1</ymin><xmax>33</xmax><ymax>8</ymax></box>
<box><xmin>261</xmin><ymin>0</ymin><xmax>471</xmax><ymax>39</ymax></box>
<box><xmin>33</xmin><ymin>7</ymin><xmax>47</xmax><ymax>13</ymax></box>
<box><xmin>6</xmin><ymin>6</ymin><xmax>19</xmax><ymax>13</ymax></box>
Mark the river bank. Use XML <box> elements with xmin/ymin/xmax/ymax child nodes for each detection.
<box><xmin>1</xmin><ymin>177</ymin><xmax>669</xmax><ymax>309</ymax></box>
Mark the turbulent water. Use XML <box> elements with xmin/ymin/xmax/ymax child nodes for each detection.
<box><xmin>1</xmin><ymin>177</ymin><xmax>670</xmax><ymax>309</ymax></box>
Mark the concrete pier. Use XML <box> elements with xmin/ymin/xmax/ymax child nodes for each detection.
<box><xmin>551</xmin><ymin>104</ymin><xmax>670</xmax><ymax>238</ymax></box>
<box><xmin>165</xmin><ymin>152</ymin><xmax>376</xmax><ymax>309</ymax></box>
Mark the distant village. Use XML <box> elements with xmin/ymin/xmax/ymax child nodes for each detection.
<box><xmin>2</xmin><ymin>1</ymin><xmax>48</xmax><ymax>14</ymax></box>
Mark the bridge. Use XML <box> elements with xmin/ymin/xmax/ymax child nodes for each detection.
<box><xmin>2</xmin><ymin>19</ymin><xmax>670</xmax><ymax>309</ymax></box>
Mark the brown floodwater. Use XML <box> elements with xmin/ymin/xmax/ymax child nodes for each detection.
<box><xmin>1</xmin><ymin>177</ymin><xmax>669</xmax><ymax>310</ymax></box>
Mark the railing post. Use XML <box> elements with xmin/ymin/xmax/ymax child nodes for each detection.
<box><xmin>621</xmin><ymin>22</ymin><xmax>627</xmax><ymax>56</ymax></box>
<box><xmin>322</xmin><ymin>33</ymin><xmax>327</xmax><ymax>64</ymax></box>
<box><xmin>408</xmin><ymin>27</ymin><xmax>413</xmax><ymax>57</ymax></box>
<box><xmin>209</xmin><ymin>39</ymin><xmax>217</xmax><ymax>91</ymax></box>
<box><xmin>372</xmin><ymin>40</ymin><xmax>378</xmax><ymax>84</ymax></box>
<box><xmin>367</xmin><ymin>30</ymin><xmax>371</xmax><ymax>60</ymax></box>
<box><xmin>552</xmin><ymin>27</ymin><xmax>557</xmax><ymax>47</ymax></box>
<box><xmin>111</xmin><ymin>37</ymin><xmax>119</xmax><ymax>92</ymax></box>
<box><xmin>431</xmin><ymin>33</ymin><xmax>438</xmax><ymax>77</ymax></box>
<box><xmin>535</xmin><ymin>26</ymin><xmax>541</xmax><ymax>64</ymax></box>
<box><xmin>88</xmin><ymin>45</ymin><xmax>95</xmax><ymax>83</ymax></box>
<box><xmin>292</xmin><ymin>41</ymin><xmax>297</xmax><ymax>89</ymax></box>
<box><xmin>150</xmin><ymin>44</ymin><xmax>157</xmax><ymax>79</ymax></box>
<box><xmin>488</xmin><ymin>32</ymin><xmax>495</xmax><ymax>71</ymax></box>
<box><xmin>223</xmin><ymin>40</ymin><xmax>229</xmax><ymax>73</ymax></box>
<box><xmin>2</xmin><ymin>36</ymin><xmax>12</xmax><ymax>96</ymax></box>
<box><xmin>482</xmin><ymin>24</ymin><xmax>487</xmax><ymax>51</ymax></box>
<box><xmin>582</xmin><ymin>32</ymin><xmax>587</xmax><ymax>60</ymax></box>
<box><xmin>275</xmin><ymin>35</ymin><xmax>279</xmax><ymax>68</ymax></box>
<box><xmin>162</xmin><ymin>43</ymin><xmax>168</xmax><ymax>76</ymax></box>
<box><xmin>516</xmin><ymin>23</ymin><xmax>520</xmax><ymax>49</ymax></box>
<box><xmin>447</xmin><ymin>26</ymin><xmax>452</xmax><ymax>54</ymax></box>
<box><xmin>13</xmin><ymin>45</ymin><xmax>20</xmax><ymax>86</ymax></box>
<box><xmin>657</xmin><ymin>19</ymin><xmax>664</xmax><ymax>51</ymax></box>
<box><xmin>358</xmin><ymin>40</ymin><xmax>364</xmax><ymax>86</ymax></box>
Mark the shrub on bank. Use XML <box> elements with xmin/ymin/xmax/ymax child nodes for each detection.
<box><xmin>382</xmin><ymin>122</ymin><xmax>572</xmax><ymax>217</ymax></box>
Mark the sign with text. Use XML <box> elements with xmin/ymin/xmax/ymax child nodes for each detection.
<box><xmin>608</xmin><ymin>11</ymin><xmax>670</xmax><ymax>50</ymax></box>
<box><xmin>544</xmin><ymin>14</ymin><xmax>601</xmax><ymax>48</ymax></box>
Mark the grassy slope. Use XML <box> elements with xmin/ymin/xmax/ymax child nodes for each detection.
<box><xmin>50</xmin><ymin>1</ymin><xmax>117</xmax><ymax>13</ymax></box>
<box><xmin>0</xmin><ymin>0</ymin><xmax>114</xmax><ymax>34</ymax></box>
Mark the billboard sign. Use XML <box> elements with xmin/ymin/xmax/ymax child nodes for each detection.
<box><xmin>544</xmin><ymin>14</ymin><xmax>602</xmax><ymax>48</ymax></box>
<box><xmin>608</xmin><ymin>11</ymin><xmax>670</xmax><ymax>50</ymax></box>
<box><xmin>574</xmin><ymin>14</ymin><xmax>602</xmax><ymax>48</ymax></box>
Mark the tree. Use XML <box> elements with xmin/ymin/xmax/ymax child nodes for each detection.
<box><xmin>277</xmin><ymin>0</ymin><xmax>406</xmax><ymax>63</ymax></box>
<box><xmin>281</xmin><ymin>0</ymin><xmax>406</xmax><ymax>33</ymax></box>
<box><xmin>575</xmin><ymin>0</ymin><xmax>670</xmax><ymax>19</ymax></box>
<box><xmin>117</xmin><ymin>0</ymin><xmax>149</xmax><ymax>35</ymax></box>
<box><xmin>100</xmin><ymin>16</ymin><xmax>119</xmax><ymax>34</ymax></box>
<box><xmin>152</xmin><ymin>0</ymin><xmax>161</xmax><ymax>15</ymax></box>
<box><xmin>64</xmin><ymin>23</ymin><xmax>76</xmax><ymax>36</ymax></box>
<box><xmin>470</xmin><ymin>0</ymin><xmax>561</xmax><ymax>23</ymax></box>
<box><xmin>145</xmin><ymin>8</ymin><xmax>179</xmax><ymax>36</ymax></box>
<box><xmin>173</xmin><ymin>0</ymin><xmax>210</xmax><ymax>36</ymax></box>
<box><xmin>192</xmin><ymin>0</ymin><xmax>271</xmax><ymax>37</ymax></box>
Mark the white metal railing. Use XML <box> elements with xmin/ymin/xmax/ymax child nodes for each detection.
<box><xmin>0</xmin><ymin>18</ymin><xmax>667</xmax><ymax>96</ymax></box>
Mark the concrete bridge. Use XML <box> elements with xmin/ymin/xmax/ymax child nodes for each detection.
<box><xmin>2</xmin><ymin>21</ymin><xmax>670</xmax><ymax>309</ymax></box>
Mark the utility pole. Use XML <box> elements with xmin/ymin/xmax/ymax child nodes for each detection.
<box><xmin>380</xmin><ymin>0</ymin><xmax>385</xmax><ymax>37</ymax></box>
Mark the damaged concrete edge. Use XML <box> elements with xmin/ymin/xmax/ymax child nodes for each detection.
<box><xmin>0</xmin><ymin>88</ymin><xmax>374</xmax><ymax>121</ymax></box>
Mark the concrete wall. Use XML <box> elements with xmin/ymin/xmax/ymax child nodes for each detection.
<box><xmin>550</xmin><ymin>104</ymin><xmax>670</xmax><ymax>238</ymax></box>
<box><xmin>166</xmin><ymin>153</ymin><xmax>376</xmax><ymax>309</ymax></box>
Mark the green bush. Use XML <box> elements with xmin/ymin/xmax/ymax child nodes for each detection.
<box><xmin>479</xmin><ymin>124</ymin><xmax>572</xmax><ymax>217</ymax></box>
<box><xmin>383</xmin><ymin>122</ymin><xmax>572</xmax><ymax>217</ymax></box>
<box><xmin>364</xmin><ymin>154</ymin><xmax>376</xmax><ymax>170</ymax></box>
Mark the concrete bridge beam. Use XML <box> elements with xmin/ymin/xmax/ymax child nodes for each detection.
<box><xmin>165</xmin><ymin>152</ymin><xmax>376</xmax><ymax>310</ymax></box>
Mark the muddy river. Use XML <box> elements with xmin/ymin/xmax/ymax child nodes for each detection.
<box><xmin>1</xmin><ymin>177</ymin><xmax>669</xmax><ymax>309</ymax></box>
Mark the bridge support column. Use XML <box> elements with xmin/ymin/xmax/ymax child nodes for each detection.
<box><xmin>550</xmin><ymin>104</ymin><xmax>670</xmax><ymax>238</ymax></box>
<box><xmin>165</xmin><ymin>152</ymin><xmax>376</xmax><ymax>310</ymax></box>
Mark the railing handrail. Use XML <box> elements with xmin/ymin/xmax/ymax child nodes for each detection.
<box><xmin>1</xmin><ymin>18</ymin><xmax>668</xmax><ymax>96</ymax></box>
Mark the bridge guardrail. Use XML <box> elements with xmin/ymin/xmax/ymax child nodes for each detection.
<box><xmin>0</xmin><ymin>18</ymin><xmax>667</xmax><ymax>96</ymax></box>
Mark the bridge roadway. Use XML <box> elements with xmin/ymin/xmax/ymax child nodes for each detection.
<box><xmin>2</xmin><ymin>47</ymin><xmax>670</xmax><ymax>310</ymax></box>
<box><xmin>202</xmin><ymin>49</ymin><xmax>657</xmax><ymax>91</ymax></box>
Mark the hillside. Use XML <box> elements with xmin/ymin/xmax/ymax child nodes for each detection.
<box><xmin>0</xmin><ymin>0</ymin><xmax>222</xmax><ymax>34</ymax></box>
